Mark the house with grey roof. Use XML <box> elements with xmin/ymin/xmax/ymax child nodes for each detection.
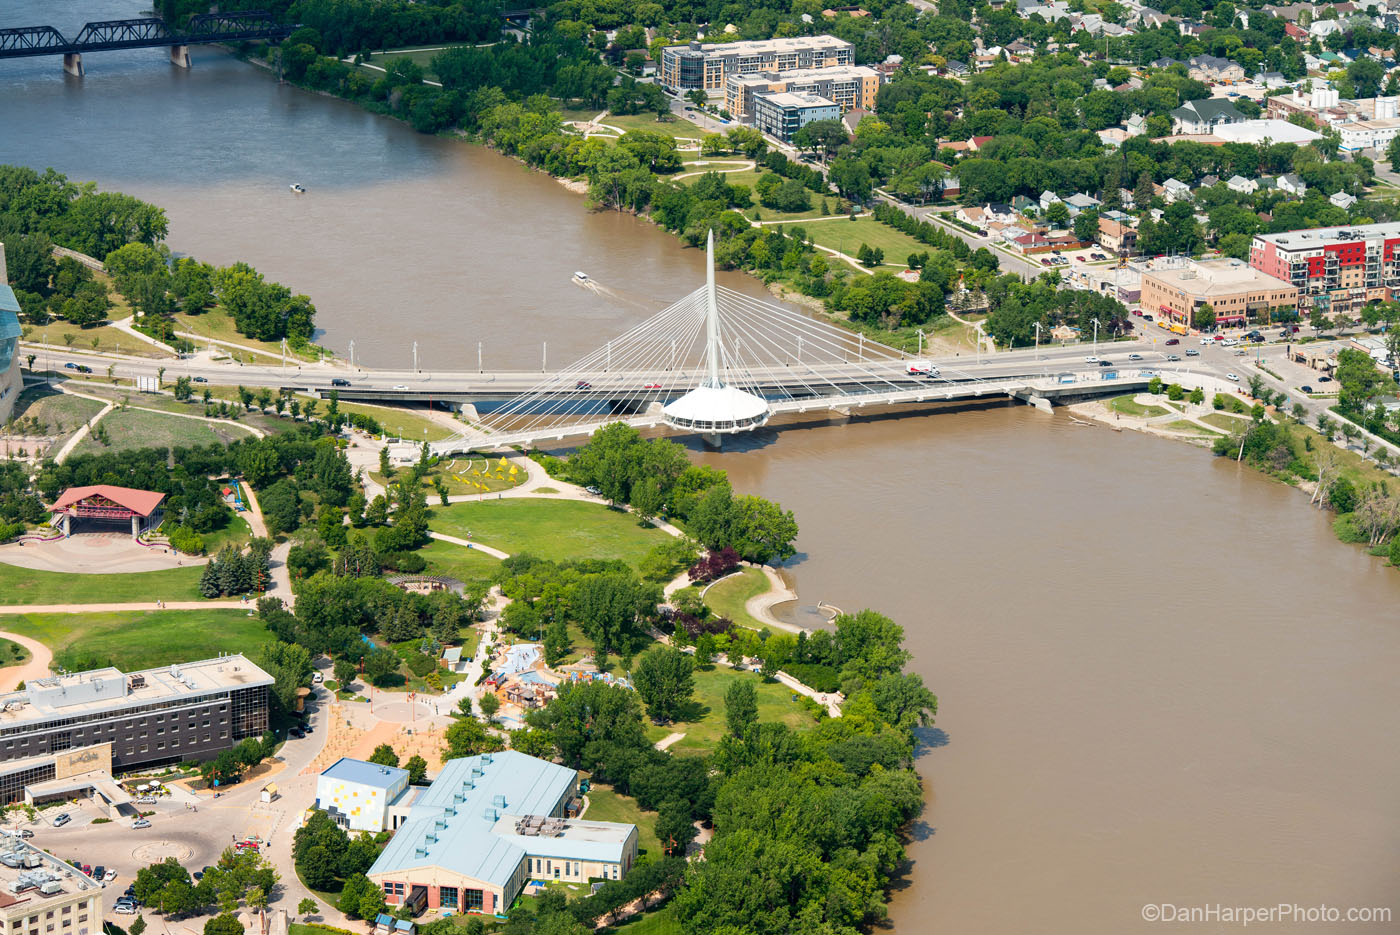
<box><xmin>367</xmin><ymin>751</ymin><xmax>638</xmax><ymax>916</ymax></box>
<box><xmin>1187</xmin><ymin>54</ymin><xmax>1245</xmax><ymax>83</ymax></box>
<box><xmin>1330</xmin><ymin>190</ymin><xmax>1358</xmax><ymax>209</ymax></box>
<box><xmin>1278</xmin><ymin>173</ymin><xmax>1307</xmax><ymax>197</ymax></box>
<box><xmin>1162</xmin><ymin>178</ymin><xmax>1193</xmax><ymax>202</ymax></box>
<box><xmin>1227</xmin><ymin>175</ymin><xmax>1259</xmax><ymax>194</ymax></box>
<box><xmin>1169</xmin><ymin>98</ymin><xmax>1246</xmax><ymax>134</ymax></box>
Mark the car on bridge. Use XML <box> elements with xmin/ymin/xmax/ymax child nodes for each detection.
<box><xmin>643</xmin><ymin>382</ymin><xmax>662</xmax><ymax>389</ymax></box>
<box><xmin>906</xmin><ymin>360</ymin><xmax>939</xmax><ymax>376</ymax></box>
<box><xmin>193</xmin><ymin>376</ymin><xmax>207</xmax><ymax>382</ymax></box>
<box><xmin>392</xmin><ymin>384</ymin><xmax>409</xmax><ymax>391</ymax></box>
<box><xmin>1097</xmin><ymin>360</ymin><xmax>1113</xmax><ymax>367</ymax></box>
<box><xmin>575</xmin><ymin>380</ymin><xmax>592</xmax><ymax>390</ymax></box>
<box><xmin>331</xmin><ymin>378</ymin><xmax>351</xmax><ymax>386</ymax></box>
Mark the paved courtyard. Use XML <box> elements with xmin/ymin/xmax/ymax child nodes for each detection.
<box><xmin>0</xmin><ymin>532</ymin><xmax>201</xmax><ymax>573</ymax></box>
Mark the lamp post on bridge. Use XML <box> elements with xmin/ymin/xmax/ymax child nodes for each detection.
<box><xmin>478</xmin><ymin>341</ymin><xmax>482</xmax><ymax>373</ymax></box>
<box><xmin>1091</xmin><ymin>317</ymin><xmax>1101</xmax><ymax>356</ymax></box>
<box><xmin>412</xmin><ymin>341</ymin><xmax>419</xmax><ymax>373</ymax></box>
<box><xmin>542</xmin><ymin>342</ymin><xmax>547</xmax><ymax>373</ymax></box>
<box><xmin>1033</xmin><ymin>321</ymin><xmax>1043</xmax><ymax>360</ymax></box>
<box><xmin>349</xmin><ymin>340</ymin><xmax>355</xmax><ymax>369</ymax></box>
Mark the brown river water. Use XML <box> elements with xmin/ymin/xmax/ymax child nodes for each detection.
<box><xmin>3</xmin><ymin>20</ymin><xmax>1398</xmax><ymax>931</ymax></box>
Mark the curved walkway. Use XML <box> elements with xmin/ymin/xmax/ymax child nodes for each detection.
<box><xmin>0</xmin><ymin>599</ymin><xmax>251</xmax><ymax>614</ymax></box>
<box><xmin>427</xmin><ymin>530</ymin><xmax>510</xmax><ymax>560</ymax></box>
<box><xmin>673</xmin><ymin>160</ymin><xmax>754</xmax><ymax>181</ymax></box>
<box><xmin>744</xmin><ymin>565</ymin><xmax>806</xmax><ymax>635</ymax></box>
<box><xmin>0</xmin><ymin>632</ymin><xmax>52</xmax><ymax>693</ymax></box>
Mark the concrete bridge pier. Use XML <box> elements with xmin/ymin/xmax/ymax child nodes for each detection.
<box><xmin>1012</xmin><ymin>391</ymin><xmax>1054</xmax><ymax>413</ymax></box>
<box><xmin>62</xmin><ymin>53</ymin><xmax>84</xmax><ymax>77</ymax></box>
<box><xmin>169</xmin><ymin>44</ymin><xmax>191</xmax><ymax>68</ymax></box>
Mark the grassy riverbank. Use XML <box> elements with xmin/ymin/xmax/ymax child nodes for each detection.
<box><xmin>430</xmin><ymin>499</ymin><xmax>669</xmax><ymax>566</ymax></box>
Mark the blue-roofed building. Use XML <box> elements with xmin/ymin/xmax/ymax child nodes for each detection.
<box><xmin>367</xmin><ymin>751</ymin><xmax>637</xmax><ymax>917</ymax></box>
<box><xmin>316</xmin><ymin>757</ymin><xmax>414</xmax><ymax>832</ymax></box>
<box><xmin>0</xmin><ymin>280</ymin><xmax>23</xmax><ymax>427</ymax></box>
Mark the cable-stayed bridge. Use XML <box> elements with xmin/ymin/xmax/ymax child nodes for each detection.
<box><xmin>428</xmin><ymin>233</ymin><xmax>1150</xmax><ymax>455</ymax></box>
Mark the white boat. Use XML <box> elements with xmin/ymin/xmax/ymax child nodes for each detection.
<box><xmin>290</xmin><ymin>183</ymin><xmax>306</xmax><ymax>194</ymax></box>
<box><xmin>573</xmin><ymin>271</ymin><xmax>589</xmax><ymax>282</ymax></box>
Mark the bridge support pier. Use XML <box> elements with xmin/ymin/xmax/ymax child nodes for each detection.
<box><xmin>62</xmin><ymin>53</ymin><xmax>84</xmax><ymax>77</ymax></box>
<box><xmin>169</xmin><ymin>44</ymin><xmax>191</xmax><ymax>68</ymax></box>
<box><xmin>1012</xmin><ymin>392</ymin><xmax>1054</xmax><ymax>413</ymax></box>
<box><xmin>702</xmin><ymin>433</ymin><xmax>723</xmax><ymax>449</ymax></box>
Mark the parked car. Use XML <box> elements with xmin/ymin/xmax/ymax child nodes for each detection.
<box><xmin>289</xmin><ymin>727</ymin><xmax>305</xmax><ymax>739</ymax></box>
<box><xmin>584</xmin><ymin>485</ymin><xmax>601</xmax><ymax>495</ymax></box>
<box><xmin>1301</xmin><ymin>385</ymin><xmax>1313</xmax><ymax>393</ymax></box>
<box><xmin>1226</xmin><ymin>372</ymin><xmax>1241</xmax><ymax>381</ymax></box>
<box><xmin>1143</xmin><ymin>314</ymin><xmax>1154</xmax><ymax>322</ymax></box>
<box><xmin>1132</xmin><ymin>309</ymin><xmax>1143</xmax><ymax>317</ymax></box>
<box><xmin>1186</xmin><ymin>349</ymin><xmax>1200</xmax><ymax>356</ymax></box>
<box><xmin>1039</xmin><ymin>258</ymin><xmax>1051</xmax><ymax>267</ymax></box>
<box><xmin>52</xmin><ymin>814</ymin><xmax>70</xmax><ymax>827</ymax></box>
<box><xmin>103</xmin><ymin>869</ymin><xmax>117</xmax><ymax>883</ymax></box>
<box><xmin>1165</xmin><ymin>338</ymin><xmax>1180</xmax><ymax>345</ymax></box>
<box><xmin>114</xmin><ymin>903</ymin><xmax>136</xmax><ymax>915</ymax></box>
<box><xmin>80</xmin><ymin>865</ymin><xmax>91</xmax><ymax>876</ymax></box>
<box><xmin>132</xmin><ymin>819</ymin><xmax>150</xmax><ymax>829</ymax></box>
<box><xmin>235</xmin><ymin>840</ymin><xmax>260</xmax><ymax>852</ymax></box>
<box><xmin>312</xmin><ymin>671</ymin><xmax>324</xmax><ymax>684</ymax></box>
<box><xmin>1319</xmin><ymin>375</ymin><xmax>1333</xmax><ymax>382</ymax></box>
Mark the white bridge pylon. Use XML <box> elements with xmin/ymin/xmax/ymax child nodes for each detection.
<box><xmin>435</xmin><ymin>230</ymin><xmax>965</xmax><ymax>453</ymax></box>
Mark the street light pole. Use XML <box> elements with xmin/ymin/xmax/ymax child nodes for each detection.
<box><xmin>412</xmin><ymin>341</ymin><xmax>418</xmax><ymax>373</ymax></box>
<box><xmin>1091</xmin><ymin>317</ymin><xmax>1101</xmax><ymax>356</ymax></box>
<box><xmin>478</xmin><ymin>341</ymin><xmax>482</xmax><ymax>373</ymax></box>
<box><xmin>1033</xmin><ymin>322</ymin><xmax>1043</xmax><ymax>360</ymax></box>
<box><xmin>542</xmin><ymin>341</ymin><xmax>547</xmax><ymax>373</ymax></box>
<box><xmin>349</xmin><ymin>340</ymin><xmax>355</xmax><ymax>369</ymax></box>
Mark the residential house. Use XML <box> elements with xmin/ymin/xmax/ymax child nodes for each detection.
<box><xmin>1064</xmin><ymin>192</ymin><xmax>1102</xmax><ymax>215</ymax></box>
<box><xmin>1330</xmin><ymin>190</ymin><xmax>1359</xmax><ymax>209</ymax></box>
<box><xmin>955</xmin><ymin>206</ymin><xmax>988</xmax><ymax>227</ymax></box>
<box><xmin>1125</xmin><ymin>113</ymin><xmax>1149</xmax><ymax>136</ymax></box>
<box><xmin>1284</xmin><ymin>22</ymin><xmax>1308</xmax><ymax>40</ymax></box>
<box><xmin>1187</xmin><ymin>54</ymin><xmax>1246</xmax><ymax>83</ymax></box>
<box><xmin>968</xmin><ymin>135</ymin><xmax>994</xmax><ymax>151</ymax></box>
<box><xmin>1227</xmin><ymin>175</ymin><xmax>1259</xmax><ymax>194</ymax></box>
<box><xmin>944</xmin><ymin>59</ymin><xmax>970</xmax><ymax>77</ymax></box>
<box><xmin>1010</xmin><ymin>194</ymin><xmax>1038</xmax><ymax>215</ymax></box>
<box><xmin>1098</xmin><ymin>216</ymin><xmax>1139</xmax><ymax>254</ymax></box>
<box><xmin>1169</xmin><ymin>98</ymin><xmax>1245</xmax><ymax>134</ymax></box>
<box><xmin>1310</xmin><ymin>19</ymin><xmax>1344</xmax><ymax>38</ymax></box>
<box><xmin>1118</xmin><ymin>187</ymin><xmax>1136</xmax><ymax>208</ymax></box>
<box><xmin>1162</xmin><ymin>178</ymin><xmax>1193</xmax><ymax>202</ymax></box>
<box><xmin>1199</xmin><ymin>174</ymin><xmax>1221</xmax><ymax>188</ymax></box>
<box><xmin>1150</xmin><ymin>56</ymin><xmax>1182</xmax><ymax>69</ymax></box>
<box><xmin>1278</xmin><ymin>173</ymin><xmax>1307</xmax><ymax>197</ymax></box>
<box><xmin>985</xmin><ymin>202</ymin><xmax>1020</xmax><ymax>224</ymax></box>
<box><xmin>1257</xmin><ymin>71</ymin><xmax>1289</xmax><ymax>88</ymax></box>
<box><xmin>1039</xmin><ymin>190</ymin><xmax>1062</xmax><ymax>212</ymax></box>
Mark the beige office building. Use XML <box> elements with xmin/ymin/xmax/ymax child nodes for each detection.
<box><xmin>1140</xmin><ymin>258</ymin><xmax>1297</xmax><ymax>327</ymax></box>
<box><xmin>659</xmin><ymin>36</ymin><xmax>853</xmax><ymax>93</ymax></box>
<box><xmin>0</xmin><ymin>840</ymin><xmax>103</xmax><ymax>935</ymax></box>
<box><xmin>725</xmin><ymin>64</ymin><xmax>879</xmax><ymax>119</ymax></box>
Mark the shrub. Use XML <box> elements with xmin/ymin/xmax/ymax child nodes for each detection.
<box><xmin>780</xmin><ymin>662</ymin><xmax>841</xmax><ymax>693</ymax></box>
<box><xmin>405</xmin><ymin>653</ymin><xmax>436</xmax><ymax>678</ymax></box>
<box><xmin>167</xmin><ymin>525</ymin><xmax>206</xmax><ymax>555</ymax></box>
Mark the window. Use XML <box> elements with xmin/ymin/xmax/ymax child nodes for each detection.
<box><xmin>438</xmin><ymin>887</ymin><xmax>458</xmax><ymax>910</ymax></box>
<box><xmin>463</xmin><ymin>890</ymin><xmax>483</xmax><ymax>912</ymax></box>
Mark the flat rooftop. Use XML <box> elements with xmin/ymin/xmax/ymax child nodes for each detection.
<box><xmin>490</xmin><ymin>814</ymin><xmax>634</xmax><ymax>862</ymax></box>
<box><xmin>0</xmin><ymin>655</ymin><xmax>273</xmax><ymax>729</ymax></box>
<box><xmin>321</xmin><ymin>757</ymin><xmax>409</xmax><ymax>789</ymax></box>
<box><xmin>1146</xmin><ymin>259</ymin><xmax>1294</xmax><ymax>296</ymax></box>
<box><xmin>758</xmin><ymin>91</ymin><xmax>837</xmax><ymax>109</ymax></box>
<box><xmin>0</xmin><ymin>839</ymin><xmax>101</xmax><ymax>910</ymax></box>
<box><xmin>668</xmin><ymin>35</ymin><xmax>851</xmax><ymax>56</ymax></box>
<box><xmin>728</xmin><ymin>64</ymin><xmax>878</xmax><ymax>87</ymax></box>
<box><xmin>1255</xmin><ymin>221</ymin><xmax>1400</xmax><ymax>249</ymax></box>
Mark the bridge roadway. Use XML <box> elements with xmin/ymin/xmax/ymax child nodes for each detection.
<box><xmin>20</xmin><ymin>341</ymin><xmax>1174</xmax><ymax>406</ymax></box>
<box><xmin>425</xmin><ymin>370</ymin><xmax>1157</xmax><ymax>454</ymax></box>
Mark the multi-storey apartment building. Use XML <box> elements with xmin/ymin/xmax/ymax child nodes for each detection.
<box><xmin>1249</xmin><ymin>222</ymin><xmax>1400</xmax><ymax>316</ymax></box>
<box><xmin>724</xmin><ymin>64</ymin><xmax>879</xmax><ymax>119</ymax></box>
<box><xmin>751</xmin><ymin>92</ymin><xmax>842</xmax><ymax>142</ymax></box>
<box><xmin>658</xmin><ymin>36</ymin><xmax>854</xmax><ymax>93</ymax></box>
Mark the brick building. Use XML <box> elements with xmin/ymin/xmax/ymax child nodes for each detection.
<box><xmin>1141</xmin><ymin>257</ymin><xmax>1297</xmax><ymax>327</ymax></box>
<box><xmin>1249</xmin><ymin>221</ymin><xmax>1400</xmax><ymax>316</ymax></box>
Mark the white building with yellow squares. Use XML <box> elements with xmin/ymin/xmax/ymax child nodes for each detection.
<box><xmin>315</xmin><ymin>758</ymin><xmax>413</xmax><ymax>832</ymax></box>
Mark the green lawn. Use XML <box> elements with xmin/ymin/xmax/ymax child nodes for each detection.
<box><xmin>701</xmin><ymin>566</ymin><xmax>767</xmax><ymax>630</ymax></box>
<box><xmin>800</xmin><ymin>216</ymin><xmax>929</xmax><ymax>267</ymax></box>
<box><xmin>610</xmin><ymin>908</ymin><xmax>684</xmax><ymax>935</ymax></box>
<box><xmin>585</xmin><ymin>785</ymin><xmax>661</xmax><ymax>860</ymax></box>
<box><xmin>0</xmin><ymin>640</ymin><xmax>30</xmax><ymax>670</ymax></box>
<box><xmin>603</xmin><ymin>112</ymin><xmax>702</xmax><ymax>138</ymax></box>
<box><xmin>418</xmin><ymin>538</ymin><xmax>502</xmax><ymax>582</ymax></box>
<box><xmin>744</xmin><ymin>196</ymin><xmax>850</xmax><ymax>223</ymax></box>
<box><xmin>643</xmin><ymin>666</ymin><xmax>815</xmax><ymax>756</ymax></box>
<box><xmin>430</xmin><ymin>499</ymin><xmax>670</xmax><ymax>566</ymax></box>
<box><xmin>340</xmin><ymin>399</ymin><xmax>461</xmax><ymax>442</ymax></box>
<box><xmin>173</xmin><ymin>308</ymin><xmax>320</xmax><ymax>362</ymax></box>
<box><xmin>195</xmin><ymin>514</ymin><xmax>253</xmax><ymax>554</ymax></box>
<box><xmin>1166</xmin><ymin>419</ymin><xmax>1220</xmax><ymax>435</ymax></box>
<box><xmin>355</xmin><ymin>43</ymin><xmax>483</xmax><ymax>81</ymax></box>
<box><xmin>1108</xmin><ymin>394</ymin><xmax>1169</xmax><ymax>418</ymax></box>
<box><xmin>75</xmin><ymin>407</ymin><xmax>258</xmax><ymax>455</ymax></box>
<box><xmin>7</xmin><ymin>386</ymin><xmax>104</xmax><ymax>437</ymax></box>
<box><xmin>376</xmin><ymin>454</ymin><xmax>526</xmax><ymax>497</ymax></box>
<box><xmin>1202</xmin><ymin>412</ymin><xmax>1249</xmax><ymax>431</ymax></box>
<box><xmin>0</xmin><ymin>609</ymin><xmax>274</xmax><ymax>671</ymax></box>
<box><xmin>0</xmin><ymin>562</ymin><xmax>205</xmax><ymax>605</ymax></box>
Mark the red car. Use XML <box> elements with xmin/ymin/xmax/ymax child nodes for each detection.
<box><xmin>1165</xmin><ymin>338</ymin><xmax>1180</xmax><ymax>345</ymax></box>
<box><xmin>235</xmin><ymin>841</ymin><xmax>260</xmax><ymax>852</ymax></box>
<box><xmin>643</xmin><ymin>382</ymin><xmax>662</xmax><ymax>389</ymax></box>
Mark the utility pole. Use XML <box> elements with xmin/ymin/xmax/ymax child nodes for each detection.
<box><xmin>349</xmin><ymin>340</ymin><xmax>355</xmax><ymax>369</ymax></box>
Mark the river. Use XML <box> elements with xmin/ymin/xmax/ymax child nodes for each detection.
<box><xmin>3</xmin><ymin>11</ymin><xmax>1399</xmax><ymax>932</ymax></box>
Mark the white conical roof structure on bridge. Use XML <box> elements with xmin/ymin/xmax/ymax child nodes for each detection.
<box><xmin>661</xmin><ymin>231</ymin><xmax>770</xmax><ymax>434</ymax></box>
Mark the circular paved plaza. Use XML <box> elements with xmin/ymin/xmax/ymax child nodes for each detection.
<box><xmin>0</xmin><ymin>531</ymin><xmax>200</xmax><ymax>573</ymax></box>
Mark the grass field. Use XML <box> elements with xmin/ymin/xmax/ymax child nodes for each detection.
<box><xmin>430</xmin><ymin>499</ymin><xmax>669</xmax><ymax>566</ymax></box>
<box><xmin>585</xmin><ymin>785</ymin><xmax>661</xmax><ymax>859</ymax></box>
<box><xmin>334</xmin><ymin>399</ymin><xmax>461</xmax><ymax>442</ymax></box>
<box><xmin>354</xmin><ymin>43</ymin><xmax>483</xmax><ymax>81</ymax></box>
<box><xmin>173</xmin><ymin>309</ymin><xmax>321</xmax><ymax>362</ymax></box>
<box><xmin>43</xmin><ymin>323</ymin><xmax>172</xmax><ymax>360</ymax></box>
<box><xmin>1108</xmin><ymin>394</ymin><xmax>1170</xmax><ymax>418</ymax></box>
<box><xmin>1202</xmin><ymin>412</ymin><xmax>1249</xmax><ymax>431</ymax></box>
<box><xmin>6</xmin><ymin>387</ymin><xmax>104</xmax><ymax>436</ymax></box>
<box><xmin>744</xmin><ymin>197</ymin><xmax>850</xmax><ymax>223</ymax></box>
<box><xmin>376</xmin><ymin>454</ymin><xmax>526</xmax><ymax>497</ymax></box>
<box><xmin>0</xmin><ymin>562</ymin><xmax>205</xmax><ymax>605</ymax></box>
<box><xmin>609</xmin><ymin>908</ymin><xmax>683</xmax><ymax>935</ymax></box>
<box><xmin>195</xmin><ymin>514</ymin><xmax>253</xmax><ymax>553</ymax></box>
<box><xmin>643</xmin><ymin>666</ymin><xmax>815</xmax><ymax>756</ymax></box>
<box><xmin>604</xmin><ymin>112</ymin><xmax>702</xmax><ymax>138</ymax></box>
<box><xmin>701</xmin><ymin>567</ymin><xmax>767</xmax><ymax>630</ymax></box>
<box><xmin>418</xmin><ymin>538</ymin><xmax>502</xmax><ymax>582</ymax></box>
<box><xmin>0</xmin><ymin>609</ymin><xmax>273</xmax><ymax>670</ymax></box>
<box><xmin>75</xmin><ymin>407</ymin><xmax>258</xmax><ymax>456</ymax></box>
<box><xmin>0</xmin><ymin>640</ymin><xmax>30</xmax><ymax>670</ymax></box>
<box><xmin>1166</xmin><ymin>419</ymin><xmax>1219</xmax><ymax>435</ymax></box>
<box><xmin>800</xmin><ymin>216</ymin><xmax>929</xmax><ymax>267</ymax></box>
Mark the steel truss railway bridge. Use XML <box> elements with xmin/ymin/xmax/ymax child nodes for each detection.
<box><xmin>0</xmin><ymin>12</ymin><xmax>293</xmax><ymax>75</ymax></box>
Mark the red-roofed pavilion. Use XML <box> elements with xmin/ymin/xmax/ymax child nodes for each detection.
<box><xmin>49</xmin><ymin>485</ymin><xmax>165</xmax><ymax>539</ymax></box>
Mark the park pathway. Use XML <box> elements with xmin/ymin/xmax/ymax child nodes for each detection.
<box><xmin>0</xmin><ymin>632</ymin><xmax>52</xmax><ymax>692</ymax></box>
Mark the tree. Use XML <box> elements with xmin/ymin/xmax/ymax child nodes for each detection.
<box><xmin>1189</xmin><ymin>386</ymin><xmax>1205</xmax><ymax>406</ymax></box>
<box><xmin>571</xmin><ymin>571</ymin><xmax>658</xmax><ymax>658</ymax></box>
<box><xmin>479</xmin><ymin>691</ymin><xmax>501</xmax><ymax>722</ymax></box>
<box><xmin>442</xmin><ymin>716</ymin><xmax>505</xmax><ymax>760</ymax></box>
<box><xmin>632</xmin><ymin>646</ymin><xmax>695</xmax><ymax>723</ymax></box>
<box><xmin>829</xmin><ymin>158</ymin><xmax>871</xmax><ymax>203</ymax></box>
<box><xmin>655</xmin><ymin>799</ymin><xmax>698</xmax><ymax>856</ymax></box>
<box><xmin>368</xmin><ymin>743</ymin><xmax>399</xmax><ymax>767</ymax></box>
<box><xmin>729</xmin><ymin>495</ymin><xmax>799</xmax><ymax>565</ymax></box>
<box><xmin>333</xmin><ymin>658</ymin><xmax>356</xmax><ymax>688</ymax></box>
<box><xmin>404</xmin><ymin>755</ymin><xmax>428</xmax><ymax>784</ymax></box>
<box><xmin>1194</xmin><ymin>303</ymin><xmax>1216</xmax><ymax>330</ymax></box>
<box><xmin>724</xmin><ymin>679</ymin><xmax>758</xmax><ymax>738</ymax></box>
<box><xmin>205</xmin><ymin>914</ymin><xmax>243</xmax><ymax>935</ymax></box>
<box><xmin>297</xmin><ymin>899</ymin><xmax>318</xmax><ymax>921</ymax></box>
<box><xmin>1045</xmin><ymin>201</ymin><xmax>1070</xmax><ymax>228</ymax></box>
